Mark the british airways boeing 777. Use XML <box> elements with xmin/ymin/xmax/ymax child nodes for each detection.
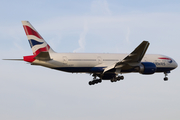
<box><xmin>5</xmin><ymin>21</ymin><xmax>178</xmax><ymax>85</ymax></box>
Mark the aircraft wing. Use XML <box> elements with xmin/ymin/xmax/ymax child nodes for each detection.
<box><xmin>103</xmin><ymin>41</ymin><xmax>150</xmax><ymax>73</ymax></box>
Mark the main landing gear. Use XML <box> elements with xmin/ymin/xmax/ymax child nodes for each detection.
<box><xmin>89</xmin><ymin>79</ymin><xmax>102</xmax><ymax>85</ymax></box>
<box><xmin>89</xmin><ymin>74</ymin><xmax>102</xmax><ymax>85</ymax></box>
<box><xmin>164</xmin><ymin>72</ymin><xmax>169</xmax><ymax>81</ymax></box>
<box><xmin>111</xmin><ymin>76</ymin><xmax>124</xmax><ymax>82</ymax></box>
<box><xmin>88</xmin><ymin>75</ymin><xmax>125</xmax><ymax>85</ymax></box>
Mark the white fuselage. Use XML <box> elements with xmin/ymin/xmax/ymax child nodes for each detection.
<box><xmin>31</xmin><ymin>53</ymin><xmax>177</xmax><ymax>74</ymax></box>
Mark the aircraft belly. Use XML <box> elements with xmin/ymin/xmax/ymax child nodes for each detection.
<box><xmin>156</xmin><ymin>67</ymin><xmax>175</xmax><ymax>72</ymax></box>
<box><xmin>53</xmin><ymin>67</ymin><xmax>105</xmax><ymax>73</ymax></box>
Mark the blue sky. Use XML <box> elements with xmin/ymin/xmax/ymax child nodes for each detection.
<box><xmin>0</xmin><ymin>0</ymin><xmax>180</xmax><ymax>120</ymax></box>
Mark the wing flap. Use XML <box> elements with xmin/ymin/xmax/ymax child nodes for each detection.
<box><xmin>103</xmin><ymin>63</ymin><xmax>116</xmax><ymax>73</ymax></box>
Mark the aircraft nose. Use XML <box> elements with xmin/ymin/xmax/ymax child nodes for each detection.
<box><xmin>174</xmin><ymin>60</ymin><xmax>178</xmax><ymax>68</ymax></box>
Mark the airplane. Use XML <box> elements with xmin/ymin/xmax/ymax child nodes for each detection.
<box><xmin>4</xmin><ymin>21</ymin><xmax>178</xmax><ymax>85</ymax></box>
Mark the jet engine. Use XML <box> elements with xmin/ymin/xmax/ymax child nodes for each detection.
<box><xmin>138</xmin><ymin>62</ymin><xmax>157</xmax><ymax>74</ymax></box>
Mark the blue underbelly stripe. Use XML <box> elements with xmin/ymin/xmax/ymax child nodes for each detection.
<box><xmin>52</xmin><ymin>67</ymin><xmax>175</xmax><ymax>73</ymax></box>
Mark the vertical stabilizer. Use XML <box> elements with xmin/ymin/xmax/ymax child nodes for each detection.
<box><xmin>22</xmin><ymin>21</ymin><xmax>55</xmax><ymax>55</ymax></box>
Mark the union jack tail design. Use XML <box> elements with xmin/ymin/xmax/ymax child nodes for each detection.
<box><xmin>22</xmin><ymin>21</ymin><xmax>55</xmax><ymax>55</ymax></box>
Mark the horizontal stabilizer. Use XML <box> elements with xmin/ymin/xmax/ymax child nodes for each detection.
<box><xmin>3</xmin><ymin>59</ymin><xmax>24</xmax><ymax>61</ymax></box>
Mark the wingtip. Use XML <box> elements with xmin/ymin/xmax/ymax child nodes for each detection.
<box><xmin>142</xmin><ymin>41</ymin><xmax>150</xmax><ymax>46</ymax></box>
<box><xmin>143</xmin><ymin>40</ymin><xmax>149</xmax><ymax>43</ymax></box>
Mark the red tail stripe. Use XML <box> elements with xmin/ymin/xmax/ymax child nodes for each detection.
<box><xmin>23</xmin><ymin>55</ymin><xmax>36</xmax><ymax>62</ymax></box>
<box><xmin>34</xmin><ymin>44</ymin><xmax>50</xmax><ymax>55</ymax></box>
<box><xmin>23</xmin><ymin>45</ymin><xmax>50</xmax><ymax>62</ymax></box>
<box><xmin>23</xmin><ymin>25</ymin><xmax>43</xmax><ymax>39</ymax></box>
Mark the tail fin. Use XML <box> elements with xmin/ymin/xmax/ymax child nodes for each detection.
<box><xmin>22</xmin><ymin>21</ymin><xmax>55</xmax><ymax>55</ymax></box>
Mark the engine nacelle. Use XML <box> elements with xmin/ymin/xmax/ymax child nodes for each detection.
<box><xmin>139</xmin><ymin>62</ymin><xmax>157</xmax><ymax>75</ymax></box>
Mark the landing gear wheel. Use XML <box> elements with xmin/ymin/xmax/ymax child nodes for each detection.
<box><xmin>117</xmin><ymin>77</ymin><xmax>121</xmax><ymax>81</ymax></box>
<box><xmin>89</xmin><ymin>81</ymin><xmax>93</xmax><ymax>85</ymax></box>
<box><xmin>94</xmin><ymin>80</ymin><xmax>98</xmax><ymax>84</ymax></box>
<box><xmin>98</xmin><ymin>79</ymin><xmax>102</xmax><ymax>83</ymax></box>
<box><xmin>120</xmin><ymin>76</ymin><xmax>124</xmax><ymax>80</ymax></box>
<box><xmin>111</xmin><ymin>77</ymin><xmax>117</xmax><ymax>82</ymax></box>
<box><xmin>89</xmin><ymin>79</ymin><xmax>102</xmax><ymax>85</ymax></box>
<box><xmin>164</xmin><ymin>77</ymin><xmax>168</xmax><ymax>81</ymax></box>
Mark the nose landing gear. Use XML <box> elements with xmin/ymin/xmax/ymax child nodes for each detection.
<box><xmin>164</xmin><ymin>71</ymin><xmax>170</xmax><ymax>81</ymax></box>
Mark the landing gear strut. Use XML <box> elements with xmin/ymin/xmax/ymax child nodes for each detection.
<box><xmin>164</xmin><ymin>72</ymin><xmax>169</xmax><ymax>81</ymax></box>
